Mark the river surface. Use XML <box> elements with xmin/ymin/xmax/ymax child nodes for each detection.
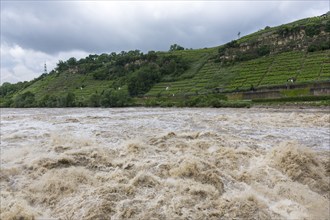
<box><xmin>1</xmin><ymin>107</ymin><xmax>329</xmax><ymax>219</ymax></box>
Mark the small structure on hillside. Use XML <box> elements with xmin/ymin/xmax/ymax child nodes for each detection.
<box><xmin>287</xmin><ymin>77</ymin><xmax>296</xmax><ymax>84</ymax></box>
<box><xmin>286</xmin><ymin>77</ymin><xmax>297</xmax><ymax>89</ymax></box>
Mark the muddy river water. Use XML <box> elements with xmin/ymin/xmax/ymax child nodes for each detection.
<box><xmin>1</xmin><ymin>107</ymin><xmax>329</xmax><ymax>219</ymax></box>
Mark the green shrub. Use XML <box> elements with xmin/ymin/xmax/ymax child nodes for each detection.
<box><xmin>253</xmin><ymin>95</ymin><xmax>330</xmax><ymax>103</ymax></box>
<box><xmin>257</xmin><ymin>45</ymin><xmax>271</xmax><ymax>56</ymax></box>
<box><xmin>0</xmin><ymin>97</ymin><xmax>13</xmax><ymax>107</ymax></box>
<box><xmin>65</xmin><ymin>92</ymin><xmax>76</xmax><ymax>107</ymax></box>
<box><xmin>145</xmin><ymin>99</ymin><xmax>159</xmax><ymax>107</ymax></box>
<box><xmin>308</xmin><ymin>40</ymin><xmax>330</xmax><ymax>52</ymax></box>
<box><xmin>128</xmin><ymin>64</ymin><xmax>161</xmax><ymax>96</ymax></box>
<box><xmin>183</xmin><ymin>94</ymin><xmax>229</xmax><ymax>107</ymax></box>
<box><xmin>101</xmin><ymin>88</ymin><xmax>131</xmax><ymax>107</ymax></box>
<box><xmin>88</xmin><ymin>93</ymin><xmax>101</xmax><ymax>107</ymax></box>
<box><xmin>39</xmin><ymin>94</ymin><xmax>59</xmax><ymax>107</ymax></box>
<box><xmin>305</xmin><ymin>25</ymin><xmax>321</xmax><ymax>37</ymax></box>
<box><xmin>58</xmin><ymin>92</ymin><xmax>76</xmax><ymax>107</ymax></box>
<box><xmin>13</xmin><ymin>91</ymin><xmax>36</xmax><ymax>108</ymax></box>
<box><xmin>93</xmin><ymin>69</ymin><xmax>108</xmax><ymax>80</ymax></box>
<box><xmin>325</xmin><ymin>21</ymin><xmax>330</xmax><ymax>32</ymax></box>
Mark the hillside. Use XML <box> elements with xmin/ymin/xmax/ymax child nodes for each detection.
<box><xmin>1</xmin><ymin>13</ymin><xmax>329</xmax><ymax>107</ymax></box>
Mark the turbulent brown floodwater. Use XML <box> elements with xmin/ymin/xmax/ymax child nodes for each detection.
<box><xmin>1</xmin><ymin>107</ymin><xmax>329</xmax><ymax>219</ymax></box>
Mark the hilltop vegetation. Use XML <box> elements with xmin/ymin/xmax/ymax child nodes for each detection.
<box><xmin>1</xmin><ymin>13</ymin><xmax>329</xmax><ymax>108</ymax></box>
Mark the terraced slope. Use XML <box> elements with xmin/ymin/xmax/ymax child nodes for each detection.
<box><xmin>147</xmin><ymin>50</ymin><xmax>330</xmax><ymax>96</ymax></box>
<box><xmin>18</xmin><ymin>73</ymin><xmax>115</xmax><ymax>104</ymax></box>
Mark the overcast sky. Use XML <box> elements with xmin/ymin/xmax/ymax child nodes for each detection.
<box><xmin>1</xmin><ymin>1</ymin><xmax>329</xmax><ymax>84</ymax></box>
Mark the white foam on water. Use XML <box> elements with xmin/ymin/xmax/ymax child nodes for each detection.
<box><xmin>1</xmin><ymin>107</ymin><xmax>329</xmax><ymax>219</ymax></box>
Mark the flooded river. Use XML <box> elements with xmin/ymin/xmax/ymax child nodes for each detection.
<box><xmin>1</xmin><ymin>107</ymin><xmax>329</xmax><ymax>219</ymax></box>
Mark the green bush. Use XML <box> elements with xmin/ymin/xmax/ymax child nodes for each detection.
<box><xmin>128</xmin><ymin>65</ymin><xmax>161</xmax><ymax>96</ymax></box>
<box><xmin>93</xmin><ymin>68</ymin><xmax>108</xmax><ymax>80</ymax></box>
<box><xmin>0</xmin><ymin>81</ymin><xmax>33</xmax><ymax>97</ymax></box>
<box><xmin>66</xmin><ymin>92</ymin><xmax>76</xmax><ymax>107</ymax></box>
<box><xmin>325</xmin><ymin>21</ymin><xmax>330</xmax><ymax>32</ymax></box>
<box><xmin>277</xmin><ymin>26</ymin><xmax>290</xmax><ymax>37</ymax></box>
<box><xmin>183</xmin><ymin>94</ymin><xmax>229</xmax><ymax>107</ymax></box>
<box><xmin>169</xmin><ymin>44</ymin><xmax>185</xmax><ymax>51</ymax></box>
<box><xmin>307</xmin><ymin>40</ymin><xmax>330</xmax><ymax>52</ymax></box>
<box><xmin>101</xmin><ymin>88</ymin><xmax>131</xmax><ymax>107</ymax></box>
<box><xmin>159</xmin><ymin>101</ymin><xmax>175</xmax><ymax>107</ymax></box>
<box><xmin>305</xmin><ymin>25</ymin><xmax>321</xmax><ymax>37</ymax></box>
<box><xmin>218</xmin><ymin>40</ymin><xmax>239</xmax><ymax>57</ymax></box>
<box><xmin>216</xmin><ymin>101</ymin><xmax>251</xmax><ymax>108</ymax></box>
<box><xmin>257</xmin><ymin>45</ymin><xmax>271</xmax><ymax>56</ymax></box>
<box><xmin>145</xmin><ymin>99</ymin><xmax>159</xmax><ymax>107</ymax></box>
<box><xmin>39</xmin><ymin>94</ymin><xmax>59</xmax><ymax>107</ymax></box>
<box><xmin>13</xmin><ymin>91</ymin><xmax>36</xmax><ymax>107</ymax></box>
<box><xmin>58</xmin><ymin>92</ymin><xmax>76</xmax><ymax>107</ymax></box>
<box><xmin>88</xmin><ymin>93</ymin><xmax>101</xmax><ymax>107</ymax></box>
<box><xmin>253</xmin><ymin>95</ymin><xmax>330</xmax><ymax>103</ymax></box>
<box><xmin>226</xmin><ymin>40</ymin><xmax>239</xmax><ymax>48</ymax></box>
<box><xmin>0</xmin><ymin>97</ymin><xmax>13</xmax><ymax>107</ymax></box>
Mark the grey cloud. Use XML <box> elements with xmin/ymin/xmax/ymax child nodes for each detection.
<box><xmin>2</xmin><ymin>1</ymin><xmax>327</xmax><ymax>54</ymax></box>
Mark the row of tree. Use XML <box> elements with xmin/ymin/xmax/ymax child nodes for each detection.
<box><xmin>4</xmin><ymin>89</ymin><xmax>131</xmax><ymax>108</ymax></box>
<box><xmin>1</xmin><ymin>44</ymin><xmax>188</xmax><ymax>103</ymax></box>
<box><xmin>91</xmin><ymin>52</ymin><xmax>188</xmax><ymax>82</ymax></box>
<box><xmin>10</xmin><ymin>91</ymin><xmax>77</xmax><ymax>108</ymax></box>
<box><xmin>53</xmin><ymin>44</ymin><xmax>186</xmax><ymax>77</ymax></box>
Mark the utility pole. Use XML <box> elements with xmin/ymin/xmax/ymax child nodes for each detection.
<box><xmin>44</xmin><ymin>62</ymin><xmax>47</xmax><ymax>74</ymax></box>
<box><xmin>238</xmin><ymin>31</ymin><xmax>241</xmax><ymax>39</ymax></box>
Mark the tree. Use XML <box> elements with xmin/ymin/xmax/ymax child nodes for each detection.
<box><xmin>325</xmin><ymin>21</ymin><xmax>330</xmax><ymax>32</ymax></box>
<box><xmin>128</xmin><ymin>64</ymin><xmax>160</xmax><ymax>96</ymax></box>
<box><xmin>88</xmin><ymin>93</ymin><xmax>101</xmax><ymax>107</ymax></box>
<box><xmin>169</xmin><ymin>44</ymin><xmax>185</xmax><ymax>51</ymax></box>
<box><xmin>93</xmin><ymin>68</ymin><xmax>108</xmax><ymax>80</ymax></box>
<box><xmin>65</xmin><ymin>92</ymin><xmax>76</xmax><ymax>107</ymax></box>
<box><xmin>56</xmin><ymin>60</ymin><xmax>68</xmax><ymax>72</ymax></box>
<box><xmin>0</xmin><ymin>82</ymin><xmax>14</xmax><ymax>97</ymax></box>
<box><xmin>13</xmin><ymin>91</ymin><xmax>36</xmax><ymax>107</ymax></box>
<box><xmin>39</xmin><ymin>94</ymin><xmax>59</xmax><ymax>107</ymax></box>
<box><xmin>257</xmin><ymin>45</ymin><xmax>271</xmax><ymax>56</ymax></box>
<box><xmin>159</xmin><ymin>55</ymin><xmax>188</xmax><ymax>76</ymax></box>
<box><xmin>145</xmin><ymin>51</ymin><xmax>158</xmax><ymax>62</ymax></box>
<box><xmin>100</xmin><ymin>89</ymin><xmax>130</xmax><ymax>107</ymax></box>
<box><xmin>58</xmin><ymin>92</ymin><xmax>76</xmax><ymax>107</ymax></box>
<box><xmin>67</xmin><ymin>57</ymin><xmax>77</xmax><ymax>66</ymax></box>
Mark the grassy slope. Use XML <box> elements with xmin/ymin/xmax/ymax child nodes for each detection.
<box><xmin>4</xmin><ymin>14</ymin><xmax>330</xmax><ymax>104</ymax></box>
<box><xmin>147</xmin><ymin>14</ymin><xmax>330</xmax><ymax>96</ymax></box>
<box><xmin>22</xmin><ymin>73</ymin><xmax>114</xmax><ymax>104</ymax></box>
<box><xmin>11</xmin><ymin>49</ymin><xmax>330</xmax><ymax>104</ymax></box>
<box><xmin>147</xmin><ymin>50</ymin><xmax>330</xmax><ymax>96</ymax></box>
<box><xmin>14</xmin><ymin>47</ymin><xmax>219</xmax><ymax>103</ymax></box>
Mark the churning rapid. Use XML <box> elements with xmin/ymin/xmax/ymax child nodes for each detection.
<box><xmin>1</xmin><ymin>107</ymin><xmax>329</xmax><ymax>219</ymax></box>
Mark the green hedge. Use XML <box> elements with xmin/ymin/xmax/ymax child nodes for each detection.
<box><xmin>253</xmin><ymin>95</ymin><xmax>330</xmax><ymax>103</ymax></box>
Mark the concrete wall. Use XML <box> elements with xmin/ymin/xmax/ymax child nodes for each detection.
<box><xmin>241</xmin><ymin>81</ymin><xmax>330</xmax><ymax>100</ymax></box>
<box><xmin>243</xmin><ymin>91</ymin><xmax>281</xmax><ymax>99</ymax></box>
